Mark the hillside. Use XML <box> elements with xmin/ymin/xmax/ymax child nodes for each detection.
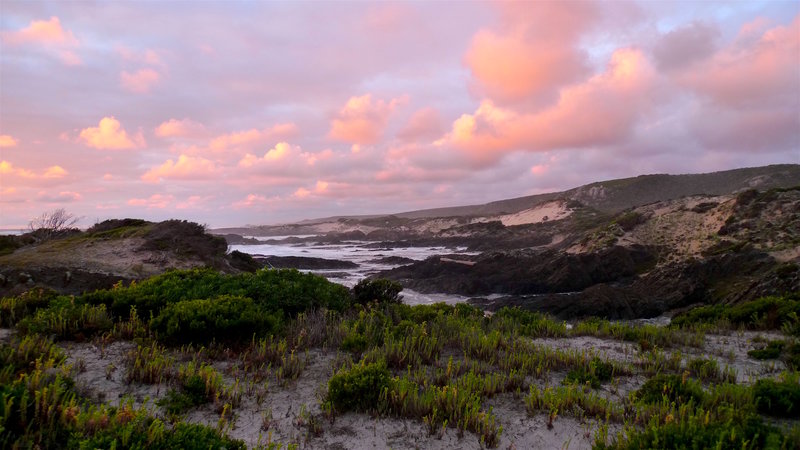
<box><xmin>379</xmin><ymin>186</ymin><xmax>800</xmax><ymax>318</ymax></box>
<box><xmin>0</xmin><ymin>219</ymin><xmax>247</xmax><ymax>297</ymax></box>
<box><xmin>218</xmin><ymin>164</ymin><xmax>800</xmax><ymax>236</ymax></box>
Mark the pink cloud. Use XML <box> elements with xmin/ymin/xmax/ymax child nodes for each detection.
<box><xmin>232</xmin><ymin>193</ymin><xmax>280</xmax><ymax>209</ymax></box>
<box><xmin>120</xmin><ymin>68</ymin><xmax>161</xmax><ymax>93</ymax></box>
<box><xmin>2</xmin><ymin>16</ymin><xmax>81</xmax><ymax>65</ymax></box>
<box><xmin>3</xmin><ymin>16</ymin><xmax>77</xmax><ymax>45</ymax></box>
<box><xmin>530</xmin><ymin>164</ymin><xmax>548</xmax><ymax>175</ymax></box>
<box><xmin>209</xmin><ymin>123</ymin><xmax>298</xmax><ymax>152</ymax></box>
<box><xmin>0</xmin><ymin>160</ymin><xmax>35</xmax><ymax>178</ymax></box>
<box><xmin>127</xmin><ymin>194</ymin><xmax>174</xmax><ymax>209</ymax></box>
<box><xmin>141</xmin><ymin>154</ymin><xmax>218</xmax><ymax>183</ymax></box>
<box><xmin>239</xmin><ymin>142</ymin><xmax>295</xmax><ymax>167</ymax></box>
<box><xmin>397</xmin><ymin>107</ymin><xmax>444</xmax><ymax>142</ymax></box>
<box><xmin>678</xmin><ymin>15</ymin><xmax>800</xmax><ymax>107</ymax></box>
<box><xmin>237</xmin><ymin>142</ymin><xmax>337</xmax><ymax>179</ymax></box>
<box><xmin>464</xmin><ymin>1</ymin><xmax>597</xmax><ymax>105</ymax></box>
<box><xmin>43</xmin><ymin>166</ymin><xmax>68</xmax><ymax>179</ymax></box>
<box><xmin>329</xmin><ymin>94</ymin><xmax>407</xmax><ymax>145</ymax></box>
<box><xmin>0</xmin><ymin>161</ymin><xmax>68</xmax><ymax>180</ymax></box>
<box><xmin>155</xmin><ymin>118</ymin><xmax>207</xmax><ymax>138</ymax></box>
<box><xmin>36</xmin><ymin>191</ymin><xmax>81</xmax><ymax>203</ymax></box>
<box><xmin>447</xmin><ymin>48</ymin><xmax>657</xmax><ymax>165</ymax></box>
<box><xmin>0</xmin><ymin>135</ymin><xmax>18</xmax><ymax>148</ymax></box>
<box><xmin>292</xmin><ymin>180</ymin><xmax>330</xmax><ymax>199</ymax></box>
<box><xmin>176</xmin><ymin>195</ymin><xmax>214</xmax><ymax>210</ymax></box>
<box><xmin>79</xmin><ymin>117</ymin><xmax>144</xmax><ymax>150</ymax></box>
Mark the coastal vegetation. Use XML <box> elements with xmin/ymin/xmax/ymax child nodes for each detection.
<box><xmin>0</xmin><ymin>268</ymin><xmax>798</xmax><ymax>448</ymax></box>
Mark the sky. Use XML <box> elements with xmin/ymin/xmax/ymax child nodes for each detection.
<box><xmin>0</xmin><ymin>1</ymin><xmax>798</xmax><ymax>228</ymax></box>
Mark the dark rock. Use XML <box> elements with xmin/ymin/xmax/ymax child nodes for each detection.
<box><xmin>255</xmin><ymin>256</ymin><xmax>358</xmax><ymax>270</ymax></box>
<box><xmin>367</xmin><ymin>256</ymin><xmax>416</xmax><ymax>265</ymax></box>
<box><xmin>319</xmin><ymin>230</ymin><xmax>367</xmax><ymax>243</ymax></box>
<box><xmin>220</xmin><ymin>234</ymin><xmax>262</xmax><ymax>245</ymax></box>
<box><xmin>468</xmin><ymin>249</ymin><xmax>795</xmax><ymax>320</ymax></box>
<box><xmin>377</xmin><ymin>245</ymin><xmax>655</xmax><ymax>297</ymax></box>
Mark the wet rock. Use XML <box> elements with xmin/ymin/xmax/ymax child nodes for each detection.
<box><xmin>378</xmin><ymin>245</ymin><xmax>655</xmax><ymax>297</ymax></box>
<box><xmin>220</xmin><ymin>234</ymin><xmax>262</xmax><ymax>245</ymax></box>
<box><xmin>367</xmin><ymin>256</ymin><xmax>416</xmax><ymax>265</ymax></box>
<box><xmin>254</xmin><ymin>256</ymin><xmax>358</xmax><ymax>270</ymax></box>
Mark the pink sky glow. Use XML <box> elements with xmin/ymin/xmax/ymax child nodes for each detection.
<box><xmin>1</xmin><ymin>1</ymin><xmax>798</xmax><ymax>228</ymax></box>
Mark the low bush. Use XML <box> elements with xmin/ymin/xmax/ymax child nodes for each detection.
<box><xmin>139</xmin><ymin>220</ymin><xmax>227</xmax><ymax>261</ymax></box>
<box><xmin>635</xmin><ymin>374</ymin><xmax>705</xmax><ymax>406</ymax></box>
<box><xmin>492</xmin><ymin>307</ymin><xmax>567</xmax><ymax>338</ymax></box>
<box><xmin>672</xmin><ymin>294</ymin><xmax>800</xmax><ymax>332</ymax></box>
<box><xmin>157</xmin><ymin>375</ymin><xmax>209</xmax><ymax>415</ymax></box>
<box><xmin>71</xmin><ymin>414</ymin><xmax>246</xmax><ymax>450</ymax></box>
<box><xmin>228</xmin><ymin>250</ymin><xmax>261</xmax><ymax>272</ymax></box>
<box><xmin>595</xmin><ymin>412</ymin><xmax>793</xmax><ymax>450</ymax></box>
<box><xmin>0</xmin><ymin>288</ymin><xmax>59</xmax><ymax>326</ymax></box>
<box><xmin>0</xmin><ymin>234</ymin><xmax>23</xmax><ymax>256</ymax></box>
<box><xmin>687</xmin><ymin>357</ymin><xmax>735</xmax><ymax>383</ymax></box>
<box><xmin>83</xmin><ymin>268</ymin><xmax>352</xmax><ymax>320</ymax></box>
<box><xmin>786</xmin><ymin>342</ymin><xmax>800</xmax><ymax>370</ymax></box>
<box><xmin>563</xmin><ymin>357</ymin><xmax>614</xmax><ymax>388</ymax></box>
<box><xmin>17</xmin><ymin>301</ymin><xmax>113</xmax><ymax>341</ymax></box>
<box><xmin>150</xmin><ymin>295</ymin><xmax>280</xmax><ymax>344</ymax></box>
<box><xmin>340</xmin><ymin>333</ymin><xmax>368</xmax><ymax>354</ymax></box>
<box><xmin>0</xmin><ymin>335</ymin><xmax>64</xmax><ymax>376</ymax></box>
<box><xmin>748</xmin><ymin>340</ymin><xmax>784</xmax><ymax>360</ymax></box>
<box><xmin>326</xmin><ymin>361</ymin><xmax>391</xmax><ymax>412</ymax></box>
<box><xmin>753</xmin><ymin>376</ymin><xmax>800</xmax><ymax>418</ymax></box>
<box><xmin>86</xmin><ymin>218</ymin><xmax>148</xmax><ymax>237</ymax></box>
<box><xmin>353</xmin><ymin>278</ymin><xmax>403</xmax><ymax>305</ymax></box>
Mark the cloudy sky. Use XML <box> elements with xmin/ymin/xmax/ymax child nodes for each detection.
<box><xmin>1</xmin><ymin>1</ymin><xmax>798</xmax><ymax>228</ymax></box>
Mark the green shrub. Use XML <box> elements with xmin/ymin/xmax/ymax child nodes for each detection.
<box><xmin>492</xmin><ymin>307</ymin><xmax>566</xmax><ymax>338</ymax></box>
<box><xmin>72</xmin><ymin>414</ymin><xmax>246</xmax><ymax>450</ymax></box>
<box><xmin>84</xmin><ymin>268</ymin><xmax>352</xmax><ymax>319</ymax></box>
<box><xmin>635</xmin><ymin>374</ymin><xmax>705</xmax><ymax>405</ymax></box>
<box><xmin>0</xmin><ymin>335</ymin><xmax>65</xmax><ymax>377</ymax></box>
<box><xmin>353</xmin><ymin>278</ymin><xmax>403</xmax><ymax>305</ymax></box>
<box><xmin>563</xmin><ymin>357</ymin><xmax>614</xmax><ymax>388</ymax></box>
<box><xmin>686</xmin><ymin>357</ymin><xmax>734</xmax><ymax>383</ymax></box>
<box><xmin>595</xmin><ymin>412</ymin><xmax>791</xmax><ymax>450</ymax></box>
<box><xmin>150</xmin><ymin>295</ymin><xmax>280</xmax><ymax>344</ymax></box>
<box><xmin>340</xmin><ymin>333</ymin><xmax>368</xmax><ymax>354</ymax></box>
<box><xmin>0</xmin><ymin>288</ymin><xmax>59</xmax><ymax>326</ymax></box>
<box><xmin>0</xmin><ymin>234</ymin><xmax>23</xmax><ymax>255</ymax></box>
<box><xmin>157</xmin><ymin>375</ymin><xmax>209</xmax><ymax>415</ymax></box>
<box><xmin>748</xmin><ymin>340</ymin><xmax>784</xmax><ymax>360</ymax></box>
<box><xmin>140</xmin><ymin>220</ymin><xmax>227</xmax><ymax>261</ymax></box>
<box><xmin>613</xmin><ymin>211</ymin><xmax>644</xmax><ymax>231</ymax></box>
<box><xmin>327</xmin><ymin>361</ymin><xmax>391</xmax><ymax>412</ymax></box>
<box><xmin>18</xmin><ymin>301</ymin><xmax>113</xmax><ymax>341</ymax></box>
<box><xmin>161</xmin><ymin>422</ymin><xmax>246</xmax><ymax>450</ymax></box>
<box><xmin>672</xmin><ymin>294</ymin><xmax>800</xmax><ymax>331</ymax></box>
<box><xmin>786</xmin><ymin>342</ymin><xmax>800</xmax><ymax>370</ymax></box>
<box><xmin>753</xmin><ymin>377</ymin><xmax>800</xmax><ymax>418</ymax></box>
<box><xmin>228</xmin><ymin>250</ymin><xmax>261</xmax><ymax>272</ymax></box>
<box><xmin>392</xmin><ymin>303</ymin><xmax>456</xmax><ymax>324</ymax></box>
